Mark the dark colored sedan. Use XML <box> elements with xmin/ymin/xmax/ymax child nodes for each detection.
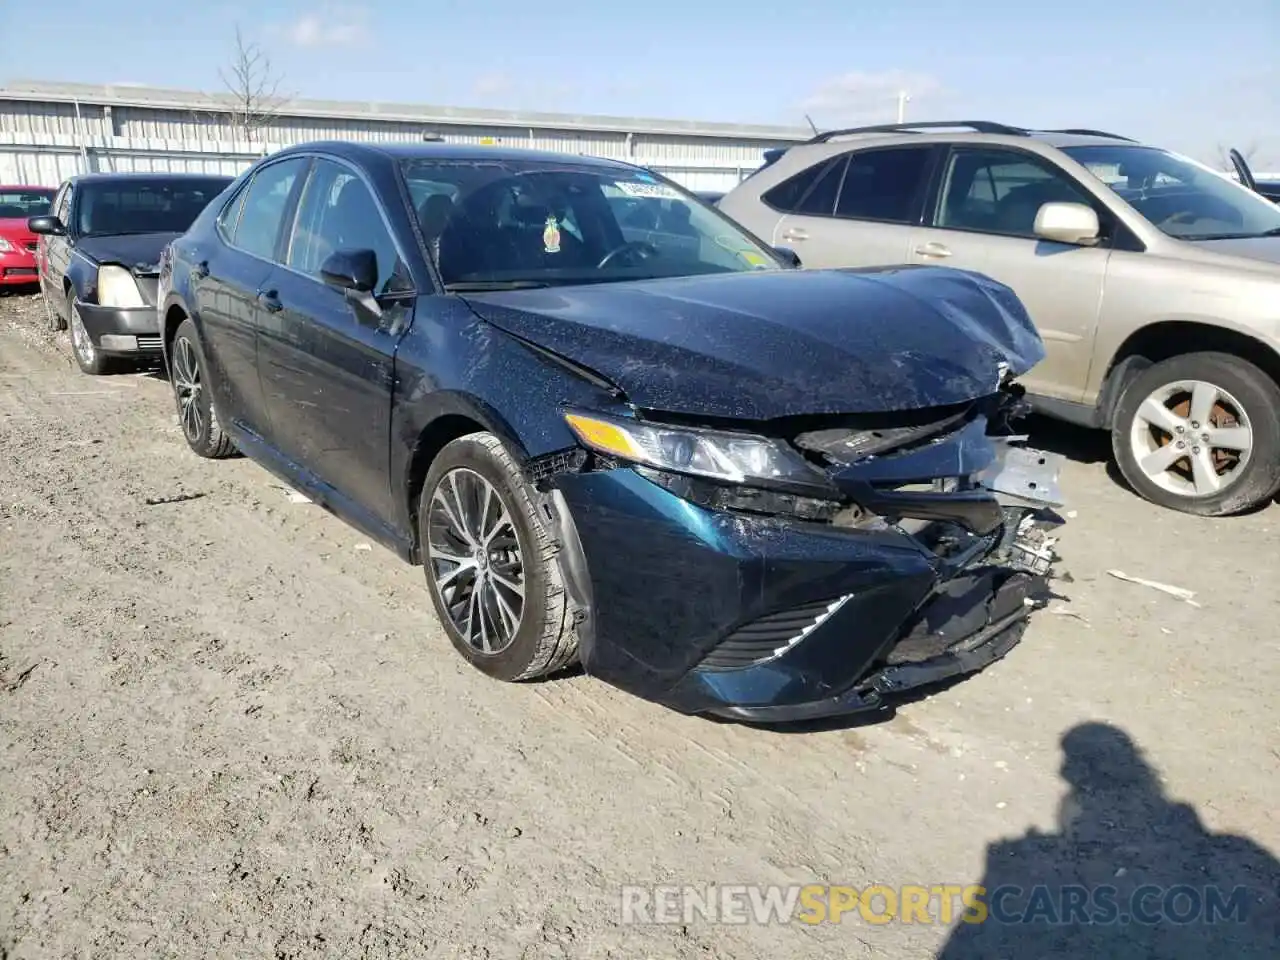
<box><xmin>158</xmin><ymin>140</ymin><xmax>1066</xmax><ymax>723</ymax></box>
<box><xmin>28</xmin><ymin>172</ymin><xmax>233</xmax><ymax>374</ymax></box>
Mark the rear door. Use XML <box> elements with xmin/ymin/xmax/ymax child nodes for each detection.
<box><xmin>772</xmin><ymin>145</ymin><xmax>937</xmax><ymax>267</ymax></box>
<box><xmin>257</xmin><ymin>156</ymin><xmax>413</xmax><ymax>528</ymax></box>
<box><xmin>907</xmin><ymin>146</ymin><xmax>1117</xmax><ymax>402</ymax></box>
<box><xmin>196</xmin><ymin>156</ymin><xmax>310</xmax><ymax>439</ymax></box>
<box><xmin>42</xmin><ymin>183</ymin><xmax>74</xmax><ymax>302</ymax></box>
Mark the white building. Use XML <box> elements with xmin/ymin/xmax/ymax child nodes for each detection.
<box><xmin>0</xmin><ymin>80</ymin><xmax>809</xmax><ymax>191</ymax></box>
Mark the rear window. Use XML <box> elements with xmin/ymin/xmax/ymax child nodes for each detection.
<box><xmin>74</xmin><ymin>177</ymin><xmax>233</xmax><ymax>237</ymax></box>
<box><xmin>0</xmin><ymin>189</ymin><xmax>54</xmax><ymax>219</ymax></box>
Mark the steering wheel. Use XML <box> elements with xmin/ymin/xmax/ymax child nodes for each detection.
<box><xmin>596</xmin><ymin>240</ymin><xmax>660</xmax><ymax>270</ymax></box>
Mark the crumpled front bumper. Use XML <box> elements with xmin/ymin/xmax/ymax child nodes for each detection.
<box><xmin>538</xmin><ymin>418</ymin><xmax>1065</xmax><ymax>723</ymax></box>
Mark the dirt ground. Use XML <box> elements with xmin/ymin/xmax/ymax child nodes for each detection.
<box><xmin>1</xmin><ymin>287</ymin><xmax>1277</xmax><ymax>959</ymax></box>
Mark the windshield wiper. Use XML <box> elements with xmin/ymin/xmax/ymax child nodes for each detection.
<box><xmin>444</xmin><ymin>280</ymin><xmax>551</xmax><ymax>292</ymax></box>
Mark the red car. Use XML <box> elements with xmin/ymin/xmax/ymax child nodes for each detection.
<box><xmin>0</xmin><ymin>185</ymin><xmax>55</xmax><ymax>286</ymax></box>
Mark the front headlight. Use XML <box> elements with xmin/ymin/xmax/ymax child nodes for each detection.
<box><xmin>97</xmin><ymin>264</ymin><xmax>146</xmax><ymax>308</ymax></box>
<box><xmin>0</xmin><ymin>236</ymin><xmax>13</xmax><ymax>253</ymax></box>
<box><xmin>563</xmin><ymin>410</ymin><xmax>834</xmax><ymax>494</ymax></box>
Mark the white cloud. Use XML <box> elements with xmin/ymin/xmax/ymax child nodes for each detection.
<box><xmin>279</xmin><ymin>6</ymin><xmax>371</xmax><ymax>48</ymax></box>
<box><xmin>801</xmin><ymin>70</ymin><xmax>944</xmax><ymax>126</ymax></box>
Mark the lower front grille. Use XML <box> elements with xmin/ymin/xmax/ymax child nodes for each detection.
<box><xmin>699</xmin><ymin>596</ymin><xmax>850</xmax><ymax>671</ymax></box>
<box><xmin>135</xmin><ymin>336</ymin><xmax>162</xmax><ymax>351</ymax></box>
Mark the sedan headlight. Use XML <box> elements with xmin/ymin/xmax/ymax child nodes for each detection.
<box><xmin>97</xmin><ymin>264</ymin><xmax>146</xmax><ymax>309</ymax></box>
<box><xmin>0</xmin><ymin>236</ymin><xmax>13</xmax><ymax>253</ymax></box>
<box><xmin>563</xmin><ymin>410</ymin><xmax>834</xmax><ymax>494</ymax></box>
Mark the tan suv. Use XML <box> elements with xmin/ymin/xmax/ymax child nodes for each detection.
<box><xmin>719</xmin><ymin>122</ymin><xmax>1280</xmax><ymax>517</ymax></box>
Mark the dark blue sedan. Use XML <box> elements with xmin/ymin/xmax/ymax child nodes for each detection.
<box><xmin>157</xmin><ymin>140</ymin><xmax>1067</xmax><ymax>723</ymax></box>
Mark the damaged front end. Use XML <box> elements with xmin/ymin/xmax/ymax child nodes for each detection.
<box><xmin>525</xmin><ymin>374</ymin><xmax>1066</xmax><ymax>724</ymax></box>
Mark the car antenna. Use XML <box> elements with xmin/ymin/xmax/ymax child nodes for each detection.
<box><xmin>803</xmin><ymin>114</ymin><xmax>820</xmax><ymax>136</ymax></box>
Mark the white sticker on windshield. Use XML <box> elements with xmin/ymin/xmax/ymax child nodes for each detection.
<box><xmin>615</xmin><ymin>181</ymin><xmax>683</xmax><ymax>201</ymax></box>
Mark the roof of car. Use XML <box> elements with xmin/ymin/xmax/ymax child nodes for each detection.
<box><xmin>65</xmin><ymin>171</ymin><xmax>235</xmax><ymax>186</ymax></box>
<box><xmin>0</xmin><ymin>184</ymin><xmax>55</xmax><ymax>191</ymax></box>
<box><xmin>784</xmin><ymin>123</ymin><xmax>1152</xmax><ymax>154</ymax></box>
<box><xmin>272</xmin><ymin>139</ymin><xmax>643</xmax><ymax>171</ymax></box>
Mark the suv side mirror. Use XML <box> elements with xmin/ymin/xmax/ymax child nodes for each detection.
<box><xmin>772</xmin><ymin>245</ymin><xmax>803</xmax><ymax>268</ymax></box>
<box><xmin>27</xmin><ymin>215</ymin><xmax>65</xmax><ymax>236</ymax></box>
<box><xmin>1033</xmin><ymin>202</ymin><xmax>1100</xmax><ymax>246</ymax></box>
<box><xmin>320</xmin><ymin>248</ymin><xmax>378</xmax><ymax>292</ymax></box>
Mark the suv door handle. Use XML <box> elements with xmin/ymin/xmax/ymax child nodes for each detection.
<box><xmin>913</xmin><ymin>241</ymin><xmax>952</xmax><ymax>258</ymax></box>
<box><xmin>780</xmin><ymin>227</ymin><xmax>809</xmax><ymax>241</ymax></box>
<box><xmin>257</xmin><ymin>290</ymin><xmax>283</xmax><ymax>313</ymax></box>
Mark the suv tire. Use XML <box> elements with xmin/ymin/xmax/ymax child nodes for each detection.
<box><xmin>1111</xmin><ymin>351</ymin><xmax>1280</xmax><ymax>516</ymax></box>
<box><xmin>419</xmin><ymin>432</ymin><xmax>578</xmax><ymax>681</ymax></box>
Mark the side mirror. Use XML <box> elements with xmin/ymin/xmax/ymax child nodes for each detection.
<box><xmin>772</xmin><ymin>245</ymin><xmax>803</xmax><ymax>269</ymax></box>
<box><xmin>27</xmin><ymin>215</ymin><xmax>65</xmax><ymax>236</ymax></box>
<box><xmin>320</xmin><ymin>248</ymin><xmax>377</xmax><ymax>293</ymax></box>
<box><xmin>1033</xmin><ymin>202</ymin><xmax>1100</xmax><ymax>246</ymax></box>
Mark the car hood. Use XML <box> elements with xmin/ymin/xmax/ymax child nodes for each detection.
<box><xmin>460</xmin><ymin>266</ymin><xmax>1045</xmax><ymax>420</ymax></box>
<box><xmin>75</xmin><ymin>232</ymin><xmax>181</xmax><ymax>272</ymax></box>
<box><xmin>0</xmin><ymin>218</ymin><xmax>36</xmax><ymax>244</ymax></box>
<box><xmin>1193</xmin><ymin>236</ymin><xmax>1280</xmax><ymax>267</ymax></box>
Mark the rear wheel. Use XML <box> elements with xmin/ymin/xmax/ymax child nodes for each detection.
<box><xmin>419</xmin><ymin>432</ymin><xmax>577</xmax><ymax>681</ymax></box>
<box><xmin>170</xmin><ymin>318</ymin><xmax>237</xmax><ymax>459</ymax></box>
<box><xmin>1111</xmin><ymin>351</ymin><xmax>1280</xmax><ymax>516</ymax></box>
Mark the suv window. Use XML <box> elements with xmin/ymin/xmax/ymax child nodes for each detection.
<box><xmin>762</xmin><ymin>158</ymin><xmax>842</xmax><ymax>214</ymax></box>
<box><xmin>286</xmin><ymin>159</ymin><xmax>407</xmax><ymax>295</ymax></box>
<box><xmin>936</xmin><ymin>148</ymin><xmax>1094</xmax><ymax>238</ymax></box>
<box><xmin>834</xmin><ymin>147</ymin><xmax>932</xmax><ymax>223</ymax></box>
<box><xmin>232</xmin><ymin>158</ymin><xmax>308</xmax><ymax>260</ymax></box>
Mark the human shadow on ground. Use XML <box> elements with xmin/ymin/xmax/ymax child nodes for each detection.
<box><xmin>936</xmin><ymin>721</ymin><xmax>1280</xmax><ymax>959</ymax></box>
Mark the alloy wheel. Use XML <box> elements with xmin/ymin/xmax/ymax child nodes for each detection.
<box><xmin>425</xmin><ymin>467</ymin><xmax>525</xmax><ymax>655</ymax></box>
<box><xmin>172</xmin><ymin>337</ymin><xmax>204</xmax><ymax>442</ymax></box>
<box><xmin>1127</xmin><ymin>378</ymin><xmax>1254</xmax><ymax>498</ymax></box>
<box><xmin>69</xmin><ymin>304</ymin><xmax>96</xmax><ymax>366</ymax></box>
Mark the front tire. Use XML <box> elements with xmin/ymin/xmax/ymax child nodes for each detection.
<box><xmin>1111</xmin><ymin>351</ymin><xmax>1280</xmax><ymax>516</ymax></box>
<box><xmin>66</xmin><ymin>292</ymin><xmax>116</xmax><ymax>375</ymax></box>
<box><xmin>170</xmin><ymin>318</ymin><xmax>237</xmax><ymax>459</ymax></box>
<box><xmin>419</xmin><ymin>432</ymin><xmax>578</xmax><ymax>681</ymax></box>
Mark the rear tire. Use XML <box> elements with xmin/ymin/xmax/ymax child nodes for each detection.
<box><xmin>1111</xmin><ymin>351</ymin><xmax>1280</xmax><ymax>516</ymax></box>
<box><xmin>170</xmin><ymin>318</ymin><xmax>237</xmax><ymax>459</ymax></box>
<box><xmin>419</xmin><ymin>431</ymin><xmax>578</xmax><ymax>681</ymax></box>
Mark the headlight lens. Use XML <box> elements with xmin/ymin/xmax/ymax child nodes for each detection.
<box><xmin>564</xmin><ymin>410</ymin><xmax>833</xmax><ymax>493</ymax></box>
<box><xmin>97</xmin><ymin>264</ymin><xmax>145</xmax><ymax>308</ymax></box>
<box><xmin>0</xmin><ymin>236</ymin><xmax>12</xmax><ymax>253</ymax></box>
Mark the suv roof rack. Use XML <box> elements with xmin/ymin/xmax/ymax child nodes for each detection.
<box><xmin>803</xmin><ymin>121</ymin><xmax>1029</xmax><ymax>144</ymax></box>
<box><xmin>1039</xmin><ymin>128</ymin><xmax>1137</xmax><ymax>142</ymax></box>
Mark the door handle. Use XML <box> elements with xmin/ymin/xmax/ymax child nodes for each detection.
<box><xmin>191</xmin><ymin>260</ymin><xmax>209</xmax><ymax>280</ymax></box>
<box><xmin>913</xmin><ymin>241</ymin><xmax>952</xmax><ymax>258</ymax></box>
<box><xmin>257</xmin><ymin>289</ymin><xmax>283</xmax><ymax>313</ymax></box>
<box><xmin>781</xmin><ymin>228</ymin><xmax>809</xmax><ymax>241</ymax></box>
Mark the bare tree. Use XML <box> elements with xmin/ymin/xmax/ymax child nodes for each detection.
<box><xmin>219</xmin><ymin>26</ymin><xmax>288</xmax><ymax>144</ymax></box>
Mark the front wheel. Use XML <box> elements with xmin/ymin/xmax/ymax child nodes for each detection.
<box><xmin>419</xmin><ymin>432</ymin><xmax>578</xmax><ymax>681</ymax></box>
<box><xmin>67</xmin><ymin>292</ymin><xmax>117</xmax><ymax>375</ymax></box>
<box><xmin>1111</xmin><ymin>351</ymin><xmax>1280</xmax><ymax>516</ymax></box>
<box><xmin>169</xmin><ymin>318</ymin><xmax>237</xmax><ymax>459</ymax></box>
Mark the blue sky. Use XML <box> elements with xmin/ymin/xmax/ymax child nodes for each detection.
<box><xmin>6</xmin><ymin>0</ymin><xmax>1278</xmax><ymax>168</ymax></box>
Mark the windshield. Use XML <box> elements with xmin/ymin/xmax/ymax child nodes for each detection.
<box><xmin>1063</xmin><ymin>145</ymin><xmax>1280</xmax><ymax>241</ymax></box>
<box><xmin>0</xmin><ymin>188</ymin><xmax>54</xmax><ymax>219</ymax></box>
<box><xmin>399</xmin><ymin>158</ymin><xmax>781</xmax><ymax>289</ymax></box>
<box><xmin>75</xmin><ymin>177</ymin><xmax>232</xmax><ymax>238</ymax></box>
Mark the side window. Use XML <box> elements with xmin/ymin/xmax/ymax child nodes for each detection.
<box><xmin>285</xmin><ymin>159</ymin><xmax>406</xmax><ymax>295</ymax></box>
<box><xmin>793</xmin><ymin>157</ymin><xmax>847</xmax><ymax>215</ymax></box>
<box><xmin>232</xmin><ymin>157</ymin><xmax>308</xmax><ymax>261</ymax></box>
<box><xmin>55</xmin><ymin>186</ymin><xmax>72</xmax><ymax>228</ymax></box>
<box><xmin>216</xmin><ymin>181</ymin><xmax>250</xmax><ymax>242</ymax></box>
<box><xmin>834</xmin><ymin>147</ymin><xmax>933</xmax><ymax>224</ymax></box>
<box><xmin>762</xmin><ymin>158</ymin><xmax>840</xmax><ymax>213</ymax></box>
<box><xmin>936</xmin><ymin>148</ymin><xmax>1095</xmax><ymax>238</ymax></box>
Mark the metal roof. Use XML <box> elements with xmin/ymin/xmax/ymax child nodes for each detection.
<box><xmin>0</xmin><ymin>79</ymin><xmax>812</xmax><ymax>143</ymax></box>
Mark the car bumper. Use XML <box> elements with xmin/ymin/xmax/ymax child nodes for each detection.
<box><xmin>542</xmin><ymin>442</ymin><xmax>1062</xmax><ymax>724</ymax></box>
<box><xmin>75</xmin><ymin>302</ymin><xmax>162</xmax><ymax>355</ymax></box>
<box><xmin>0</xmin><ymin>250</ymin><xmax>39</xmax><ymax>284</ymax></box>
